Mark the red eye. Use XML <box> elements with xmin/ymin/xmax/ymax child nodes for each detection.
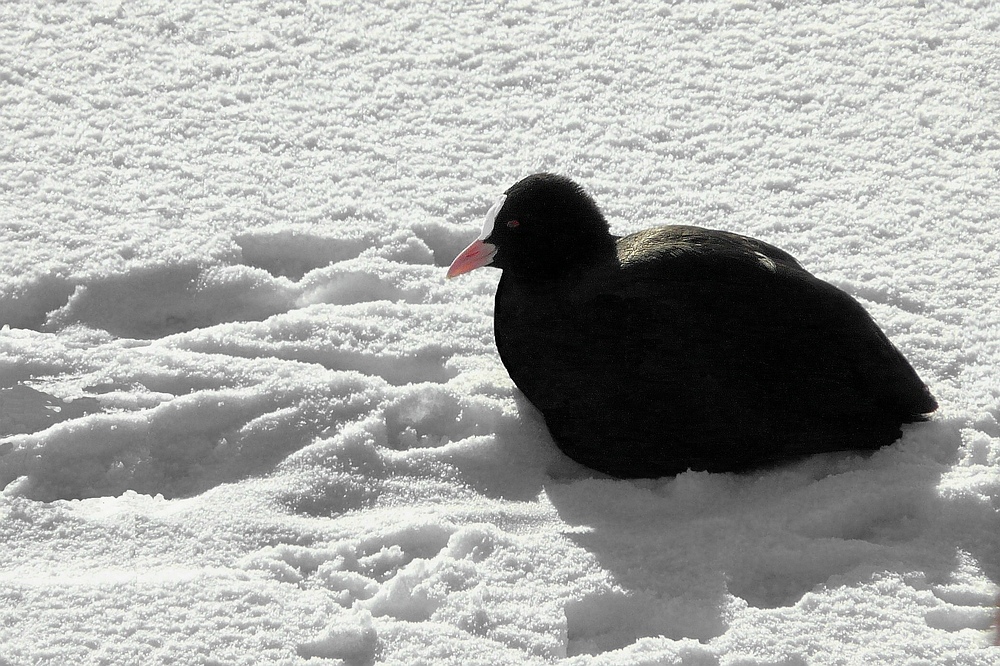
<box><xmin>506</xmin><ymin>219</ymin><xmax>520</xmax><ymax>228</ymax></box>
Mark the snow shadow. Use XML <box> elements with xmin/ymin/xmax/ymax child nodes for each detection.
<box><xmin>235</xmin><ymin>230</ymin><xmax>370</xmax><ymax>281</ymax></box>
<box><xmin>0</xmin><ymin>372</ymin><xmax>383</xmax><ymax>501</ymax></box>
<box><xmin>0</xmin><ymin>367</ymin><xmax>526</xmax><ymax>504</ymax></box>
<box><xmin>0</xmin><ymin>233</ymin><xmax>488</xmax><ymax>500</ymax></box>
<box><xmin>542</xmin><ymin>419</ymin><xmax>995</xmax><ymax>653</ymax></box>
<box><xmin>171</xmin><ymin>301</ymin><xmax>475</xmax><ymax>387</ymax></box>
<box><xmin>0</xmin><ymin>273</ymin><xmax>76</xmax><ymax>331</ymax></box>
<box><xmin>5</xmin><ymin>222</ymin><xmax>474</xmax><ymax>346</ymax></box>
<box><xmin>283</xmin><ymin>389</ymin><xmax>562</xmax><ymax>518</ymax></box>
<box><xmin>256</xmin><ymin>347</ymin><xmax>458</xmax><ymax>387</ymax></box>
<box><xmin>42</xmin><ymin>262</ymin><xmax>298</xmax><ymax>339</ymax></box>
<box><xmin>0</xmin><ymin>384</ymin><xmax>102</xmax><ymax>438</ymax></box>
<box><xmin>410</xmin><ymin>221</ymin><xmax>485</xmax><ymax>269</ymax></box>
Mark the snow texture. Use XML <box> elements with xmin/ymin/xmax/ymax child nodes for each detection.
<box><xmin>1</xmin><ymin>0</ymin><xmax>999</xmax><ymax>664</ymax></box>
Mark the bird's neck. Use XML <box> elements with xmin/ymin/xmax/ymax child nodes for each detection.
<box><xmin>504</xmin><ymin>237</ymin><xmax>617</xmax><ymax>286</ymax></box>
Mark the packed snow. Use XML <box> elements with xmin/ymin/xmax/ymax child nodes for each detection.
<box><xmin>2</xmin><ymin>0</ymin><xmax>999</xmax><ymax>664</ymax></box>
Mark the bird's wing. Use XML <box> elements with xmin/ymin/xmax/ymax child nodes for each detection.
<box><xmin>588</xmin><ymin>235</ymin><xmax>936</xmax><ymax>422</ymax></box>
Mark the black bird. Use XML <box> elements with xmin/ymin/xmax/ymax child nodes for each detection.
<box><xmin>447</xmin><ymin>173</ymin><xmax>938</xmax><ymax>477</ymax></box>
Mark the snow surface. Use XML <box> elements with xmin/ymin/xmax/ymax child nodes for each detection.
<box><xmin>2</xmin><ymin>0</ymin><xmax>999</xmax><ymax>663</ymax></box>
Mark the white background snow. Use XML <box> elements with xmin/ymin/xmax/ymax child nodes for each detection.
<box><xmin>1</xmin><ymin>0</ymin><xmax>999</xmax><ymax>664</ymax></box>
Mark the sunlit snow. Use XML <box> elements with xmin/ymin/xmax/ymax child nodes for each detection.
<box><xmin>1</xmin><ymin>1</ymin><xmax>998</xmax><ymax>664</ymax></box>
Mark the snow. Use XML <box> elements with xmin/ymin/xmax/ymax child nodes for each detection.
<box><xmin>1</xmin><ymin>0</ymin><xmax>998</xmax><ymax>663</ymax></box>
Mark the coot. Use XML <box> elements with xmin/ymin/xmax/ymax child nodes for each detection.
<box><xmin>447</xmin><ymin>173</ymin><xmax>937</xmax><ymax>477</ymax></box>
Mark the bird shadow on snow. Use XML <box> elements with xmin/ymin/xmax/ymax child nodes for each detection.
<box><xmin>539</xmin><ymin>418</ymin><xmax>998</xmax><ymax>655</ymax></box>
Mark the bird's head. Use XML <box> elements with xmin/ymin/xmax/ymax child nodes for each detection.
<box><xmin>447</xmin><ymin>173</ymin><xmax>614</xmax><ymax>281</ymax></box>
